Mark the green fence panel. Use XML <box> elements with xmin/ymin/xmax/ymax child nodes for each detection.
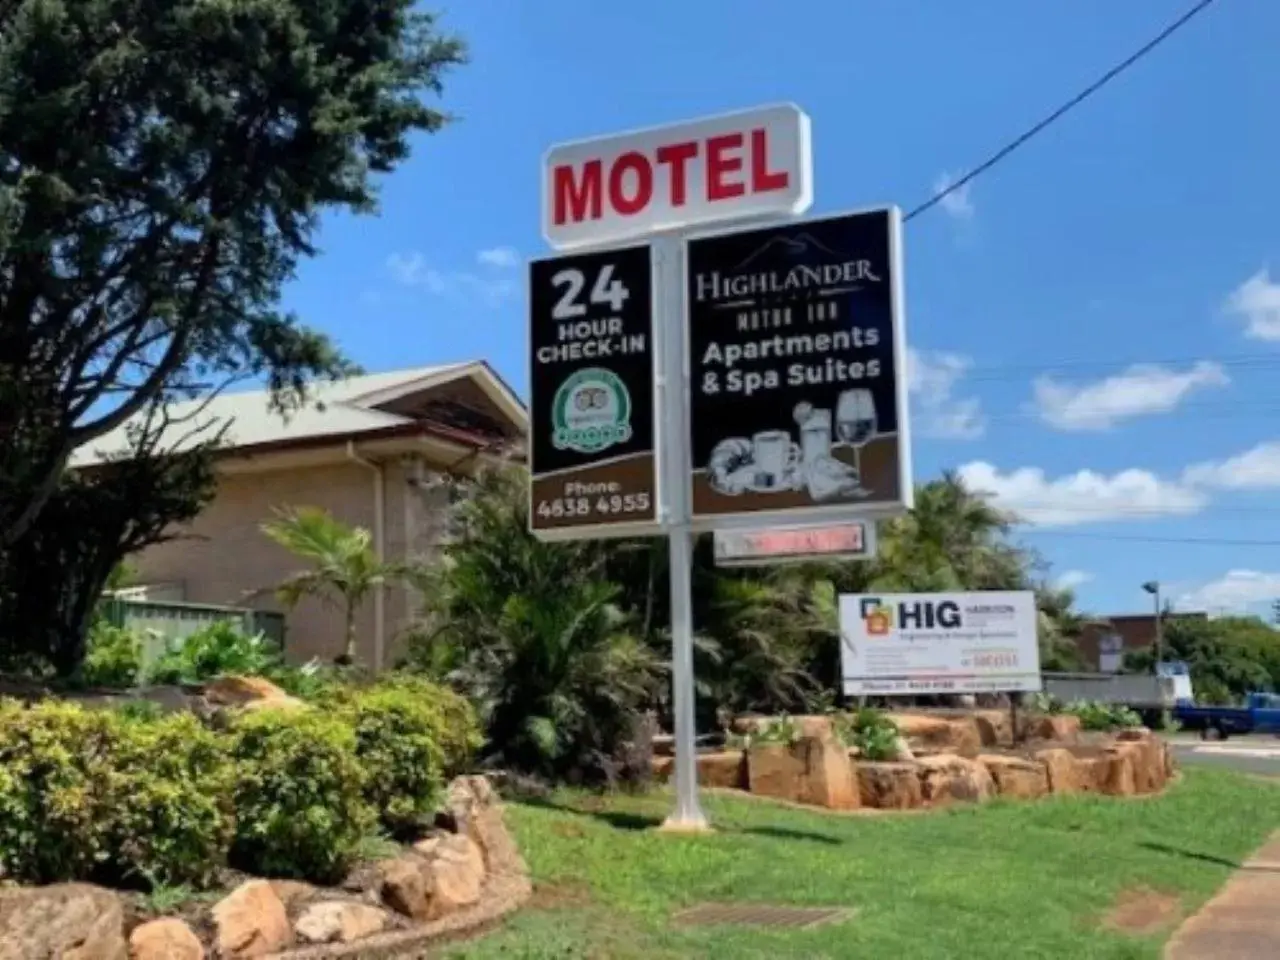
<box><xmin>110</xmin><ymin>599</ymin><xmax>287</xmax><ymax>670</ymax></box>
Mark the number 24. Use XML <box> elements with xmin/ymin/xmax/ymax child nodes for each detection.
<box><xmin>551</xmin><ymin>263</ymin><xmax>629</xmax><ymax>320</ymax></box>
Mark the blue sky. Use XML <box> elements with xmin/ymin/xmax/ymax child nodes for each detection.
<box><xmin>282</xmin><ymin>0</ymin><xmax>1280</xmax><ymax>619</ymax></box>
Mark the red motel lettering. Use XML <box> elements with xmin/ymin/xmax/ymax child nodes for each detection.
<box><xmin>552</xmin><ymin>127</ymin><xmax>792</xmax><ymax>226</ymax></box>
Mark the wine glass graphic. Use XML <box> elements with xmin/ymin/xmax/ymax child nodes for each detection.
<box><xmin>835</xmin><ymin>389</ymin><xmax>876</xmax><ymax>480</ymax></box>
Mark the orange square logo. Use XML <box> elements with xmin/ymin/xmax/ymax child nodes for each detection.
<box><xmin>866</xmin><ymin>609</ymin><xmax>891</xmax><ymax>635</ymax></box>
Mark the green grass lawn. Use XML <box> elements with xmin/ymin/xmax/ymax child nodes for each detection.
<box><xmin>444</xmin><ymin>768</ymin><xmax>1280</xmax><ymax>960</ymax></box>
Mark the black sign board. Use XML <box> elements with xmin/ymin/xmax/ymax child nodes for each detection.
<box><xmin>685</xmin><ymin>208</ymin><xmax>909</xmax><ymax>524</ymax></box>
<box><xmin>528</xmin><ymin>243</ymin><xmax>659</xmax><ymax>537</ymax></box>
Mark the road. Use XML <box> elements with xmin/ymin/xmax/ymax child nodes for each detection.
<box><xmin>1168</xmin><ymin>733</ymin><xmax>1280</xmax><ymax>778</ymax></box>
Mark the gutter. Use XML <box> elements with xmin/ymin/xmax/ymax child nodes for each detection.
<box><xmin>345</xmin><ymin>440</ymin><xmax>386</xmax><ymax>671</ymax></box>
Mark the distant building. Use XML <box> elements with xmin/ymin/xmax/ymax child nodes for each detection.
<box><xmin>72</xmin><ymin>362</ymin><xmax>526</xmax><ymax>668</ymax></box>
<box><xmin>1075</xmin><ymin>611</ymin><xmax>1208</xmax><ymax>672</ymax></box>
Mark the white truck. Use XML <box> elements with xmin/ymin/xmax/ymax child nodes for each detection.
<box><xmin>1042</xmin><ymin>665</ymin><xmax>1194</xmax><ymax>710</ymax></box>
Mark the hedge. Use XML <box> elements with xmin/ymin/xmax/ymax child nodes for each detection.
<box><xmin>0</xmin><ymin>673</ymin><xmax>482</xmax><ymax>889</ymax></box>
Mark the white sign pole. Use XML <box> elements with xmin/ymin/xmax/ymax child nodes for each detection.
<box><xmin>655</xmin><ymin>235</ymin><xmax>708</xmax><ymax>831</ymax></box>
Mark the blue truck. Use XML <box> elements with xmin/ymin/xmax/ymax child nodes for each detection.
<box><xmin>1172</xmin><ymin>692</ymin><xmax>1280</xmax><ymax>740</ymax></box>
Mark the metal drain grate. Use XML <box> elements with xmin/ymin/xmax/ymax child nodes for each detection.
<box><xmin>673</xmin><ymin>903</ymin><xmax>853</xmax><ymax>930</ymax></box>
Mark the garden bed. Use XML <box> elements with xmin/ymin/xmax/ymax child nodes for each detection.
<box><xmin>0</xmin><ymin>776</ymin><xmax>530</xmax><ymax>958</ymax></box>
<box><xmin>652</xmin><ymin>711</ymin><xmax>1175</xmax><ymax>811</ymax></box>
<box><xmin>0</xmin><ymin>673</ymin><xmax>533</xmax><ymax>958</ymax></box>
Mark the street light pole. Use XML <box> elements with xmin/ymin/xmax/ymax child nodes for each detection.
<box><xmin>1143</xmin><ymin>580</ymin><xmax>1162</xmax><ymax>674</ymax></box>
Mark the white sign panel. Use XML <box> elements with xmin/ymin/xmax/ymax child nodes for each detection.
<box><xmin>714</xmin><ymin>521</ymin><xmax>875</xmax><ymax>567</ymax></box>
<box><xmin>543</xmin><ymin>103</ymin><xmax>813</xmax><ymax>250</ymax></box>
<box><xmin>838</xmin><ymin>591</ymin><xmax>1041</xmax><ymax>696</ymax></box>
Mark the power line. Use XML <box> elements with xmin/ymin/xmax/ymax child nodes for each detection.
<box><xmin>1019</xmin><ymin>530</ymin><xmax>1280</xmax><ymax>547</ymax></box>
<box><xmin>903</xmin><ymin>0</ymin><xmax>1222</xmax><ymax>223</ymax></box>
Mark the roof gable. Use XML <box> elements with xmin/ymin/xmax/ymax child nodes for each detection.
<box><xmin>70</xmin><ymin>361</ymin><xmax>525</xmax><ymax>467</ymax></box>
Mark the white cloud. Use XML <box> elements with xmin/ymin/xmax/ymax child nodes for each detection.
<box><xmin>1176</xmin><ymin>570</ymin><xmax>1280</xmax><ymax>613</ymax></box>
<box><xmin>957</xmin><ymin>461</ymin><xmax>1206</xmax><ymax>527</ymax></box>
<box><xmin>1032</xmin><ymin>361</ymin><xmax>1228</xmax><ymax>431</ymax></box>
<box><xmin>477</xmin><ymin>246</ymin><xmax>520</xmax><ymax>269</ymax></box>
<box><xmin>385</xmin><ymin>247</ymin><xmax>520</xmax><ymax>307</ymax></box>
<box><xmin>1184</xmin><ymin>441</ymin><xmax>1280</xmax><ymax>490</ymax></box>
<box><xmin>1054</xmin><ymin>570</ymin><xmax>1094</xmax><ymax>592</ymax></box>
<box><xmin>906</xmin><ymin>348</ymin><xmax>985</xmax><ymax>440</ymax></box>
<box><xmin>1225</xmin><ymin>268</ymin><xmax>1280</xmax><ymax>341</ymax></box>
<box><xmin>932</xmin><ymin>171</ymin><xmax>974</xmax><ymax>220</ymax></box>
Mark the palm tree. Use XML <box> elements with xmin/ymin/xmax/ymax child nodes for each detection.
<box><xmin>870</xmin><ymin>472</ymin><xmax>1028</xmax><ymax>592</ymax></box>
<box><xmin>410</xmin><ymin>466</ymin><xmax>662</xmax><ymax>783</ymax></box>
<box><xmin>261</xmin><ymin>506</ymin><xmax>401</xmax><ymax>664</ymax></box>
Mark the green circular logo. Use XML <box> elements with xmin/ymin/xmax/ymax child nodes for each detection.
<box><xmin>552</xmin><ymin>368</ymin><xmax>633</xmax><ymax>454</ymax></box>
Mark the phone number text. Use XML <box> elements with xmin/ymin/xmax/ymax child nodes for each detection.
<box><xmin>535</xmin><ymin>492</ymin><xmax>651</xmax><ymax>521</ymax></box>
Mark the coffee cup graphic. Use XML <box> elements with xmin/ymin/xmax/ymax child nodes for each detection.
<box><xmin>750</xmin><ymin>430</ymin><xmax>797</xmax><ymax>489</ymax></box>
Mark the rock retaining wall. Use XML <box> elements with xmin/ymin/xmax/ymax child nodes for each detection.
<box><xmin>0</xmin><ymin>776</ymin><xmax>531</xmax><ymax>960</ymax></box>
<box><xmin>652</xmin><ymin>717</ymin><xmax>1175</xmax><ymax>813</ymax></box>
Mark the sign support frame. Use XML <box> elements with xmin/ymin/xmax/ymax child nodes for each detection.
<box><xmin>653</xmin><ymin>235</ymin><xmax>708</xmax><ymax>832</ymax></box>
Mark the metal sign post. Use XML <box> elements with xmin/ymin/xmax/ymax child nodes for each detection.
<box><xmin>533</xmin><ymin>104</ymin><xmax>836</xmax><ymax>833</ymax></box>
<box><xmin>654</xmin><ymin>237</ymin><xmax>707</xmax><ymax>831</ymax></box>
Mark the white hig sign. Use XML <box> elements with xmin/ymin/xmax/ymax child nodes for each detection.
<box><xmin>838</xmin><ymin>591</ymin><xmax>1041</xmax><ymax>696</ymax></box>
<box><xmin>543</xmin><ymin>103</ymin><xmax>813</xmax><ymax>249</ymax></box>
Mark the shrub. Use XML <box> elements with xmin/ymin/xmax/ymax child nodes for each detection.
<box><xmin>147</xmin><ymin>621</ymin><xmax>279</xmax><ymax>685</ymax></box>
<box><xmin>82</xmin><ymin>621</ymin><xmax>143</xmax><ymax>688</ymax></box>
<box><xmin>0</xmin><ymin>701</ymin><xmax>235</xmax><ymax>889</ymax></box>
<box><xmin>229</xmin><ymin>708</ymin><xmax>374</xmax><ymax>883</ymax></box>
<box><xmin>265</xmin><ymin>658</ymin><xmax>346</xmax><ymax>702</ymax></box>
<box><xmin>366</xmin><ymin>674</ymin><xmax>482</xmax><ymax>776</ymax></box>
<box><xmin>726</xmin><ymin>715</ymin><xmax>799</xmax><ymax>750</ymax></box>
<box><xmin>0</xmin><ymin>700</ymin><xmax>120</xmax><ymax>883</ymax></box>
<box><xmin>314</xmin><ymin>674</ymin><xmax>480</xmax><ymax>836</ymax></box>
<box><xmin>1063</xmin><ymin>700</ymin><xmax>1143</xmax><ymax>731</ymax></box>
<box><xmin>107</xmin><ymin>712</ymin><xmax>235</xmax><ymax>888</ymax></box>
<box><xmin>843</xmin><ymin>708</ymin><xmax>900</xmax><ymax>761</ymax></box>
<box><xmin>116</xmin><ymin>699</ymin><xmax>165</xmax><ymax>723</ymax></box>
<box><xmin>340</xmin><ymin>687</ymin><xmax>447</xmax><ymax>837</ymax></box>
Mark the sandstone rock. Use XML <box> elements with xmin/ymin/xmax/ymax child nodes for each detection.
<box><xmin>651</xmin><ymin>756</ymin><xmax>675</xmax><ymax>782</ymax></box>
<box><xmin>1099</xmin><ymin>746</ymin><xmax>1137</xmax><ymax>796</ymax></box>
<box><xmin>746</xmin><ymin>742</ymin><xmax>804</xmax><ymax>803</ymax></box>
<box><xmin>0</xmin><ymin>884</ymin><xmax>127</xmax><ymax>960</ymax></box>
<box><xmin>1113</xmin><ymin>737</ymin><xmax>1167</xmax><ymax>795</ymax></box>
<box><xmin>697</xmin><ymin>750</ymin><xmax>748</xmax><ymax>789</ymax></box>
<box><xmin>730</xmin><ymin>713</ymin><xmax>770</xmax><ymax>735</ymax></box>
<box><xmin>203</xmin><ymin>675</ymin><xmax>304</xmax><ymax>711</ymax></box>
<box><xmin>379</xmin><ymin>858</ymin><xmax>431</xmax><ymax>921</ymax></box>
<box><xmin>424</xmin><ymin>843</ymin><xmax>484</xmax><ymax>918</ymax></box>
<box><xmin>128</xmin><ymin>918</ymin><xmax>202</xmax><ymax>960</ymax></box>
<box><xmin>434</xmin><ymin>833</ymin><xmax>487</xmax><ymax>882</ymax></box>
<box><xmin>268</xmin><ymin>880</ymin><xmax>315</xmax><ymax>912</ymax></box>
<box><xmin>440</xmin><ymin>776</ymin><xmax>526</xmax><ymax>878</ymax></box>
<box><xmin>794</xmin><ymin>736</ymin><xmax>859</xmax><ymax>810</ymax></box>
<box><xmin>1035</xmin><ymin>748</ymin><xmax>1092</xmax><ymax>794</ymax></box>
<box><xmin>857</xmin><ymin>762</ymin><xmax>923</xmax><ymax>809</ymax></box>
<box><xmin>885</xmin><ymin>713</ymin><xmax>951</xmax><ymax>742</ymax></box>
<box><xmin>890</xmin><ymin>736</ymin><xmax>915</xmax><ymax>762</ymax></box>
<box><xmin>1116</xmin><ymin>727</ymin><xmax>1152</xmax><ymax>742</ymax></box>
<box><xmin>294</xmin><ymin>902</ymin><xmax>388</xmax><ymax>945</ymax></box>
<box><xmin>941</xmin><ymin>718</ymin><xmax>983</xmax><ymax>757</ymax></box>
<box><xmin>980</xmin><ymin>755</ymin><xmax>1049</xmax><ymax>799</ymax></box>
<box><xmin>916</xmin><ymin>754</ymin><xmax>995</xmax><ymax>805</ymax></box>
<box><xmin>747</xmin><ymin>737</ymin><xmax>858</xmax><ymax>809</ymax></box>
<box><xmin>1030</xmin><ymin>715</ymin><xmax>1082</xmax><ymax>743</ymax></box>
<box><xmin>973</xmin><ymin>711</ymin><xmax>1013</xmax><ymax>747</ymax></box>
<box><xmin>884</xmin><ymin>713</ymin><xmax>980</xmax><ymax>757</ymax></box>
<box><xmin>212</xmin><ymin>880</ymin><xmax>291</xmax><ymax>958</ymax></box>
<box><xmin>794</xmin><ymin>715</ymin><xmax>835</xmax><ymax>741</ymax></box>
